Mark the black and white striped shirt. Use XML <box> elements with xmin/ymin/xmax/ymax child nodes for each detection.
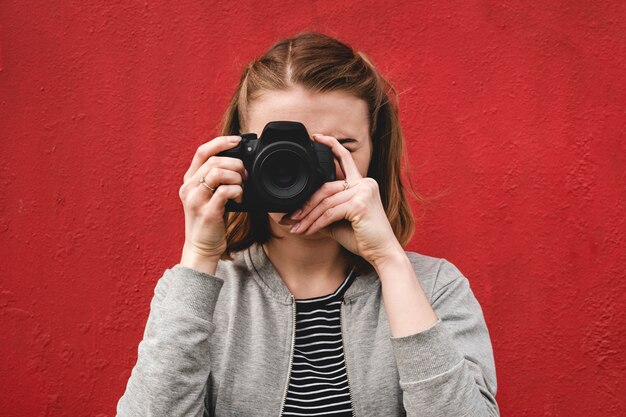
<box><xmin>280</xmin><ymin>268</ymin><xmax>357</xmax><ymax>417</ymax></box>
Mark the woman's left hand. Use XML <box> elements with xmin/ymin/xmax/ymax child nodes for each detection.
<box><xmin>288</xmin><ymin>133</ymin><xmax>403</xmax><ymax>267</ymax></box>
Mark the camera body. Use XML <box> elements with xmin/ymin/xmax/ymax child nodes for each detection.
<box><xmin>217</xmin><ymin>121</ymin><xmax>336</xmax><ymax>212</ymax></box>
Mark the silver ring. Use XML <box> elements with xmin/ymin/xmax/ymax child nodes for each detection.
<box><xmin>199</xmin><ymin>176</ymin><xmax>216</xmax><ymax>192</ymax></box>
<box><xmin>343</xmin><ymin>180</ymin><xmax>349</xmax><ymax>191</ymax></box>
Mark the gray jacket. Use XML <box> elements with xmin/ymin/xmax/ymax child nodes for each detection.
<box><xmin>117</xmin><ymin>242</ymin><xmax>499</xmax><ymax>416</ymax></box>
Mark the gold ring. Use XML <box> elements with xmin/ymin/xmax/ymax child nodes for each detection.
<box><xmin>199</xmin><ymin>176</ymin><xmax>216</xmax><ymax>192</ymax></box>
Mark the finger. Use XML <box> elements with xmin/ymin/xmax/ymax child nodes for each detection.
<box><xmin>311</xmin><ymin>134</ymin><xmax>362</xmax><ymax>182</ymax></box>
<box><xmin>185</xmin><ymin>168</ymin><xmax>244</xmax><ymax>210</ymax></box>
<box><xmin>204</xmin><ymin>184</ymin><xmax>244</xmax><ymax>214</ymax></box>
<box><xmin>183</xmin><ymin>136</ymin><xmax>242</xmax><ymax>182</ymax></box>
<box><xmin>302</xmin><ymin>200</ymin><xmax>353</xmax><ymax>236</ymax></box>
<box><xmin>195</xmin><ymin>167</ymin><xmax>244</xmax><ymax>189</ymax></box>
<box><xmin>180</xmin><ymin>153</ymin><xmax>247</xmax><ymax>198</ymax></box>
<box><xmin>195</xmin><ymin>156</ymin><xmax>248</xmax><ymax>184</ymax></box>
<box><xmin>290</xmin><ymin>180</ymin><xmax>346</xmax><ymax>221</ymax></box>
<box><xmin>292</xmin><ymin>188</ymin><xmax>358</xmax><ymax>234</ymax></box>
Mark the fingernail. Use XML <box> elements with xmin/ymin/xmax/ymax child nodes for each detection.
<box><xmin>290</xmin><ymin>209</ymin><xmax>302</xmax><ymax>219</ymax></box>
<box><xmin>290</xmin><ymin>223</ymin><xmax>300</xmax><ymax>233</ymax></box>
<box><xmin>229</xmin><ymin>136</ymin><xmax>241</xmax><ymax>143</ymax></box>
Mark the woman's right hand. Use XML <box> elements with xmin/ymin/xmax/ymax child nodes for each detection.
<box><xmin>178</xmin><ymin>135</ymin><xmax>248</xmax><ymax>274</ymax></box>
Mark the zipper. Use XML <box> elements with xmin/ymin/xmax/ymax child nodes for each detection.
<box><xmin>278</xmin><ymin>294</ymin><xmax>296</xmax><ymax>417</ymax></box>
<box><xmin>340</xmin><ymin>300</ymin><xmax>356</xmax><ymax>417</ymax></box>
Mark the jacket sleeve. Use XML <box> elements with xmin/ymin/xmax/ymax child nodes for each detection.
<box><xmin>116</xmin><ymin>264</ymin><xmax>225</xmax><ymax>417</ymax></box>
<box><xmin>389</xmin><ymin>258</ymin><xmax>500</xmax><ymax>417</ymax></box>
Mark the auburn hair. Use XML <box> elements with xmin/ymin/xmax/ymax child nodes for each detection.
<box><xmin>218</xmin><ymin>32</ymin><xmax>425</xmax><ymax>275</ymax></box>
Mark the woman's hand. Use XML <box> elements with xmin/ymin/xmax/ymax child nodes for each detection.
<box><xmin>288</xmin><ymin>134</ymin><xmax>403</xmax><ymax>267</ymax></box>
<box><xmin>178</xmin><ymin>135</ymin><xmax>248</xmax><ymax>272</ymax></box>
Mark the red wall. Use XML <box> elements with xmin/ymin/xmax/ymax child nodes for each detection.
<box><xmin>1</xmin><ymin>1</ymin><xmax>624</xmax><ymax>416</ymax></box>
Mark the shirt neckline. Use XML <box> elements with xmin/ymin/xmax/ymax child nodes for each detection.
<box><xmin>294</xmin><ymin>266</ymin><xmax>356</xmax><ymax>304</ymax></box>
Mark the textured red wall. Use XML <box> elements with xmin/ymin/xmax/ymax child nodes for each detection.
<box><xmin>1</xmin><ymin>1</ymin><xmax>624</xmax><ymax>416</ymax></box>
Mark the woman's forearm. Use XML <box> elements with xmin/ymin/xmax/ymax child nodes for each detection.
<box><xmin>379</xmin><ymin>251</ymin><xmax>501</xmax><ymax>416</ymax></box>
<box><xmin>117</xmin><ymin>265</ymin><xmax>224</xmax><ymax>417</ymax></box>
<box><xmin>373</xmin><ymin>247</ymin><xmax>439</xmax><ymax>337</ymax></box>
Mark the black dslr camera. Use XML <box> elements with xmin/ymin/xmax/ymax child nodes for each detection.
<box><xmin>217</xmin><ymin>121</ymin><xmax>336</xmax><ymax>212</ymax></box>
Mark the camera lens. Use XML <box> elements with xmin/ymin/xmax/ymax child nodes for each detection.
<box><xmin>270</xmin><ymin>160</ymin><xmax>299</xmax><ymax>188</ymax></box>
<box><xmin>258</xmin><ymin>148</ymin><xmax>309</xmax><ymax>199</ymax></box>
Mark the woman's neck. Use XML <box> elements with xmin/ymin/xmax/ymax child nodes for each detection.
<box><xmin>261</xmin><ymin>224</ymin><xmax>352</xmax><ymax>299</ymax></box>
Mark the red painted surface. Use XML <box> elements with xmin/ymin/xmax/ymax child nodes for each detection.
<box><xmin>1</xmin><ymin>1</ymin><xmax>625</xmax><ymax>416</ymax></box>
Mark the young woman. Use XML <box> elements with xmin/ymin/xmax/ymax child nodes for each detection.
<box><xmin>117</xmin><ymin>32</ymin><xmax>500</xmax><ymax>417</ymax></box>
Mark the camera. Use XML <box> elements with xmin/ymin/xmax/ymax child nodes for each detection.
<box><xmin>217</xmin><ymin>121</ymin><xmax>336</xmax><ymax>212</ymax></box>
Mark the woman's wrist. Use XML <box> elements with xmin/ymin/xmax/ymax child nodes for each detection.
<box><xmin>369</xmin><ymin>242</ymin><xmax>407</xmax><ymax>273</ymax></box>
<box><xmin>180</xmin><ymin>245</ymin><xmax>220</xmax><ymax>276</ymax></box>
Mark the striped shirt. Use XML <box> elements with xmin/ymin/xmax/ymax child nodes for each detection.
<box><xmin>280</xmin><ymin>268</ymin><xmax>357</xmax><ymax>417</ymax></box>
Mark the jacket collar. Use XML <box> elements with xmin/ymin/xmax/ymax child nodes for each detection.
<box><xmin>244</xmin><ymin>242</ymin><xmax>380</xmax><ymax>305</ymax></box>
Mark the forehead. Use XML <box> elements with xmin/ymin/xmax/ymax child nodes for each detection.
<box><xmin>246</xmin><ymin>86</ymin><xmax>370</xmax><ymax>140</ymax></box>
